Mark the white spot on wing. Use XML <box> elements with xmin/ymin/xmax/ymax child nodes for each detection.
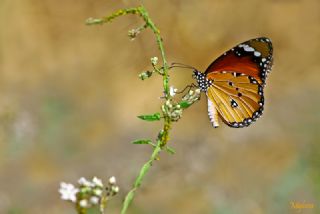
<box><xmin>244</xmin><ymin>46</ymin><xmax>254</xmax><ymax>52</ymax></box>
<box><xmin>254</xmin><ymin>51</ymin><xmax>261</xmax><ymax>57</ymax></box>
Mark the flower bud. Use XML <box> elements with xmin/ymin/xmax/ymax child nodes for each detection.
<box><xmin>139</xmin><ymin>71</ymin><xmax>153</xmax><ymax>80</ymax></box>
<box><xmin>151</xmin><ymin>57</ymin><xmax>158</xmax><ymax>66</ymax></box>
<box><xmin>109</xmin><ymin>176</ymin><xmax>116</xmax><ymax>185</ymax></box>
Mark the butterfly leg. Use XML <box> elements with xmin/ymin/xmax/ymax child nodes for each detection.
<box><xmin>176</xmin><ymin>83</ymin><xmax>197</xmax><ymax>94</ymax></box>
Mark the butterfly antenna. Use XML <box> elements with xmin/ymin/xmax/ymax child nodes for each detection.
<box><xmin>170</xmin><ymin>62</ymin><xmax>197</xmax><ymax>71</ymax></box>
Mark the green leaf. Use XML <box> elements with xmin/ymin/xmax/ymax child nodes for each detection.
<box><xmin>165</xmin><ymin>146</ymin><xmax>176</xmax><ymax>155</ymax></box>
<box><xmin>132</xmin><ymin>139</ymin><xmax>152</xmax><ymax>145</ymax></box>
<box><xmin>137</xmin><ymin>113</ymin><xmax>161</xmax><ymax>121</ymax></box>
<box><xmin>121</xmin><ymin>189</ymin><xmax>135</xmax><ymax>214</ymax></box>
<box><xmin>179</xmin><ymin>101</ymin><xmax>191</xmax><ymax>109</ymax></box>
<box><xmin>134</xmin><ymin>161</ymin><xmax>152</xmax><ymax>187</ymax></box>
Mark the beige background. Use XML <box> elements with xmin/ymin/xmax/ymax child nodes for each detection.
<box><xmin>0</xmin><ymin>0</ymin><xmax>319</xmax><ymax>213</ymax></box>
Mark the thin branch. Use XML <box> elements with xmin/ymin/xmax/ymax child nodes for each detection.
<box><xmin>87</xmin><ymin>5</ymin><xmax>172</xmax><ymax>214</ymax></box>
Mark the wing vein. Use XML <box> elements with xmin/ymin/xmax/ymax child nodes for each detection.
<box><xmin>209</xmin><ymin>87</ymin><xmax>238</xmax><ymax>122</ymax></box>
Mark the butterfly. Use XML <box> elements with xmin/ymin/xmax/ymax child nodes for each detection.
<box><xmin>193</xmin><ymin>37</ymin><xmax>273</xmax><ymax>128</ymax></box>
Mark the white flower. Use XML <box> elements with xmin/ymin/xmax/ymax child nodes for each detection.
<box><xmin>169</xmin><ymin>86</ymin><xmax>178</xmax><ymax>97</ymax></box>
<box><xmin>92</xmin><ymin>177</ymin><xmax>103</xmax><ymax>187</ymax></box>
<box><xmin>108</xmin><ymin>176</ymin><xmax>116</xmax><ymax>185</ymax></box>
<box><xmin>93</xmin><ymin>188</ymin><xmax>103</xmax><ymax>196</ymax></box>
<box><xmin>128</xmin><ymin>28</ymin><xmax>140</xmax><ymax>40</ymax></box>
<box><xmin>112</xmin><ymin>186</ymin><xmax>119</xmax><ymax>193</ymax></box>
<box><xmin>59</xmin><ymin>182</ymin><xmax>79</xmax><ymax>202</ymax></box>
<box><xmin>79</xmin><ymin>199</ymin><xmax>88</xmax><ymax>208</ymax></box>
<box><xmin>151</xmin><ymin>57</ymin><xmax>158</xmax><ymax>66</ymax></box>
<box><xmin>90</xmin><ymin>196</ymin><xmax>100</xmax><ymax>205</ymax></box>
<box><xmin>78</xmin><ymin>177</ymin><xmax>92</xmax><ymax>187</ymax></box>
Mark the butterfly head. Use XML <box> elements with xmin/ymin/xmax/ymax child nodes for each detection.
<box><xmin>193</xmin><ymin>70</ymin><xmax>213</xmax><ymax>92</ymax></box>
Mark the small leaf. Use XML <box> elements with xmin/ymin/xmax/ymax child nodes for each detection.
<box><xmin>137</xmin><ymin>113</ymin><xmax>161</xmax><ymax>121</ymax></box>
<box><xmin>135</xmin><ymin>161</ymin><xmax>152</xmax><ymax>187</ymax></box>
<box><xmin>132</xmin><ymin>139</ymin><xmax>152</xmax><ymax>145</ymax></box>
<box><xmin>165</xmin><ymin>146</ymin><xmax>176</xmax><ymax>155</ymax></box>
<box><xmin>179</xmin><ymin>101</ymin><xmax>191</xmax><ymax>109</ymax></box>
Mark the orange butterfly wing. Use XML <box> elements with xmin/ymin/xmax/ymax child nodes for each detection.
<box><xmin>203</xmin><ymin>37</ymin><xmax>273</xmax><ymax>128</ymax></box>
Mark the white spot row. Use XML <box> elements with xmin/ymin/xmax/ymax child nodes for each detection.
<box><xmin>238</xmin><ymin>43</ymin><xmax>261</xmax><ymax>58</ymax></box>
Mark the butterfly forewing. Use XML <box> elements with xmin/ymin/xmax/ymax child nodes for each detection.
<box><xmin>199</xmin><ymin>37</ymin><xmax>273</xmax><ymax>128</ymax></box>
<box><xmin>205</xmin><ymin>37</ymin><xmax>273</xmax><ymax>86</ymax></box>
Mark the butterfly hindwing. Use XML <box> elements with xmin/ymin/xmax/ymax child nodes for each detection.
<box><xmin>206</xmin><ymin>73</ymin><xmax>264</xmax><ymax>128</ymax></box>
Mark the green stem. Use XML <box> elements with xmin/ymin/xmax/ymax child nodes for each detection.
<box><xmin>121</xmin><ymin>140</ymin><xmax>162</xmax><ymax>214</ymax></box>
<box><xmin>120</xmin><ymin>6</ymin><xmax>172</xmax><ymax>214</ymax></box>
<box><xmin>87</xmin><ymin>4</ymin><xmax>172</xmax><ymax>214</ymax></box>
<box><xmin>76</xmin><ymin>206</ymin><xmax>87</xmax><ymax>214</ymax></box>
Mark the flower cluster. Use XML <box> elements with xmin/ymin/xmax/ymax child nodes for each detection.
<box><xmin>106</xmin><ymin>176</ymin><xmax>119</xmax><ymax>197</ymax></box>
<box><xmin>59</xmin><ymin>176</ymin><xmax>119</xmax><ymax>212</ymax></box>
<box><xmin>150</xmin><ymin>57</ymin><xmax>158</xmax><ymax>66</ymax></box>
<box><xmin>128</xmin><ymin>28</ymin><xmax>141</xmax><ymax>40</ymax></box>
<box><xmin>162</xmin><ymin>99</ymin><xmax>182</xmax><ymax>122</ymax></box>
<box><xmin>138</xmin><ymin>70</ymin><xmax>153</xmax><ymax>80</ymax></box>
<box><xmin>181</xmin><ymin>88</ymin><xmax>201</xmax><ymax>106</ymax></box>
<box><xmin>128</xmin><ymin>25</ymin><xmax>146</xmax><ymax>41</ymax></box>
<box><xmin>138</xmin><ymin>57</ymin><xmax>161</xmax><ymax>80</ymax></box>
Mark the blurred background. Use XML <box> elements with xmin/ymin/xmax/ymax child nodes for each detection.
<box><xmin>0</xmin><ymin>0</ymin><xmax>319</xmax><ymax>213</ymax></box>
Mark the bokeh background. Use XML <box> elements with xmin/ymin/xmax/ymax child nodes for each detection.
<box><xmin>0</xmin><ymin>0</ymin><xmax>319</xmax><ymax>213</ymax></box>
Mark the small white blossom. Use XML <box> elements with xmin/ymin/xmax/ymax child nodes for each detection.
<box><xmin>79</xmin><ymin>199</ymin><xmax>88</xmax><ymax>208</ymax></box>
<box><xmin>169</xmin><ymin>86</ymin><xmax>178</xmax><ymax>97</ymax></box>
<box><xmin>59</xmin><ymin>182</ymin><xmax>79</xmax><ymax>202</ymax></box>
<box><xmin>93</xmin><ymin>188</ymin><xmax>103</xmax><ymax>196</ymax></box>
<box><xmin>128</xmin><ymin>28</ymin><xmax>140</xmax><ymax>40</ymax></box>
<box><xmin>78</xmin><ymin>177</ymin><xmax>92</xmax><ymax>187</ymax></box>
<box><xmin>112</xmin><ymin>186</ymin><xmax>119</xmax><ymax>193</ymax></box>
<box><xmin>92</xmin><ymin>177</ymin><xmax>103</xmax><ymax>187</ymax></box>
<box><xmin>151</xmin><ymin>57</ymin><xmax>158</xmax><ymax>66</ymax></box>
<box><xmin>108</xmin><ymin>176</ymin><xmax>116</xmax><ymax>185</ymax></box>
<box><xmin>90</xmin><ymin>196</ymin><xmax>100</xmax><ymax>205</ymax></box>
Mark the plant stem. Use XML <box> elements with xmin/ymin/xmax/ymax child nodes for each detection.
<box><xmin>87</xmin><ymin>5</ymin><xmax>172</xmax><ymax>214</ymax></box>
<box><xmin>120</xmin><ymin>6</ymin><xmax>172</xmax><ymax>214</ymax></box>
